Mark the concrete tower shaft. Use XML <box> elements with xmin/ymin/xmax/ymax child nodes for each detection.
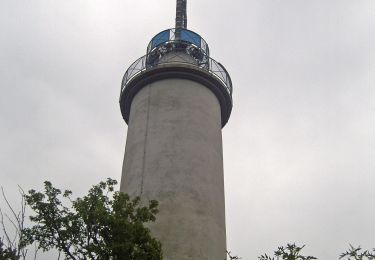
<box><xmin>119</xmin><ymin>1</ymin><xmax>232</xmax><ymax>259</ymax></box>
<box><xmin>121</xmin><ymin>75</ymin><xmax>226</xmax><ymax>259</ymax></box>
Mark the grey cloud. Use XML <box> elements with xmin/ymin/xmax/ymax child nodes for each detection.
<box><xmin>1</xmin><ymin>0</ymin><xmax>375</xmax><ymax>259</ymax></box>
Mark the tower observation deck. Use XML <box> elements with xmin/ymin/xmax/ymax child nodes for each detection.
<box><xmin>119</xmin><ymin>1</ymin><xmax>233</xmax><ymax>259</ymax></box>
<box><xmin>120</xmin><ymin>3</ymin><xmax>232</xmax><ymax>127</ymax></box>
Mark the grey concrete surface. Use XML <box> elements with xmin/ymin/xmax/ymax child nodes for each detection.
<box><xmin>120</xmin><ymin>77</ymin><xmax>226</xmax><ymax>260</ymax></box>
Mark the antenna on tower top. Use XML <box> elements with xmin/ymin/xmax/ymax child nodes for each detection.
<box><xmin>175</xmin><ymin>0</ymin><xmax>187</xmax><ymax>29</ymax></box>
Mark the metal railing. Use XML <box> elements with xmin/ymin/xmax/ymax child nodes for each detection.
<box><xmin>121</xmin><ymin>49</ymin><xmax>232</xmax><ymax>97</ymax></box>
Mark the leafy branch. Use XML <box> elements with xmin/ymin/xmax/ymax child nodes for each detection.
<box><xmin>22</xmin><ymin>178</ymin><xmax>162</xmax><ymax>260</ymax></box>
<box><xmin>259</xmin><ymin>243</ymin><xmax>316</xmax><ymax>260</ymax></box>
<box><xmin>340</xmin><ymin>245</ymin><xmax>375</xmax><ymax>260</ymax></box>
<box><xmin>0</xmin><ymin>186</ymin><xmax>31</xmax><ymax>260</ymax></box>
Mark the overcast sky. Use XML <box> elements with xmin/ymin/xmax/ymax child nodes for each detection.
<box><xmin>1</xmin><ymin>0</ymin><xmax>375</xmax><ymax>259</ymax></box>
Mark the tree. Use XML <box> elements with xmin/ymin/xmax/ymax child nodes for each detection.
<box><xmin>21</xmin><ymin>178</ymin><xmax>162</xmax><ymax>260</ymax></box>
<box><xmin>0</xmin><ymin>187</ymin><xmax>29</xmax><ymax>260</ymax></box>
<box><xmin>258</xmin><ymin>243</ymin><xmax>317</xmax><ymax>260</ymax></box>
<box><xmin>258</xmin><ymin>243</ymin><xmax>375</xmax><ymax>260</ymax></box>
<box><xmin>0</xmin><ymin>239</ymin><xmax>18</xmax><ymax>260</ymax></box>
<box><xmin>340</xmin><ymin>245</ymin><xmax>375</xmax><ymax>260</ymax></box>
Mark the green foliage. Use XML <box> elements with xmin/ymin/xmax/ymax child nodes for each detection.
<box><xmin>22</xmin><ymin>178</ymin><xmax>162</xmax><ymax>260</ymax></box>
<box><xmin>0</xmin><ymin>239</ymin><xmax>18</xmax><ymax>260</ymax></box>
<box><xmin>259</xmin><ymin>243</ymin><xmax>317</xmax><ymax>260</ymax></box>
<box><xmin>340</xmin><ymin>245</ymin><xmax>375</xmax><ymax>260</ymax></box>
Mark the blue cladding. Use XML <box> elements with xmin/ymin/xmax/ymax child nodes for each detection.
<box><xmin>180</xmin><ymin>29</ymin><xmax>201</xmax><ymax>48</ymax></box>
<box><xmin>147</xmin><ymin>29</ymin><xmax>208</xmax><ymax>55</ymax></box>
<box><xmin>151</xmin><ymin>30</ymin><xmax>170</xmax><ymax>49</ymax></box>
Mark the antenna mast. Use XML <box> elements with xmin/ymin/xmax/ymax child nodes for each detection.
<box><xmin>175</xmin><ymin>0</ymin><xmax>187</xmax><ymax>29</ymax></box>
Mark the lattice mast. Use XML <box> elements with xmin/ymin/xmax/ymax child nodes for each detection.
<box><xmin>175</xmin><ymin>0</ymin><xmax>187</xmax><ymax>29</ymax></box>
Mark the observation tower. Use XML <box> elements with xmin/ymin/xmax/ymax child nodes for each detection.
<box><xmin>119</xmin><ymin>0</ymin><xmax>233</xmax><ymax>259</ymax></box>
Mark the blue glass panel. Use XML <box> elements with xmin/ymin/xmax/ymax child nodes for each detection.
<box><xmin>180</xmin><ymin>29</ymin><xmax>201</xmax><ymax>48</ymax></box>
<box><xmin>152</xmin><ymin>30</ymin><xmax>170</xmax><ymax>49</ymax></box>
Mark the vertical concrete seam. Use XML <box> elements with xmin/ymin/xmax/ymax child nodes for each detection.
<box><xmin>140</xmin><ymin>85</ymin><xmax>151</xmax><ymax>197</ymax></box>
